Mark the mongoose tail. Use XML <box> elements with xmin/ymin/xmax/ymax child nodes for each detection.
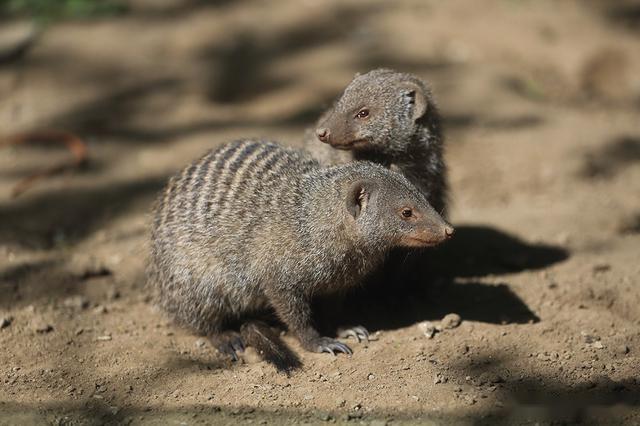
<box><xmin>240</xmin><ymin>322</ymin><xmax>302</xmax><ymax>374</ymax></box>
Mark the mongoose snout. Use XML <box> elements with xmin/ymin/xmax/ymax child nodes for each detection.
<box><xmin>401</xmin><ymin>223</ymin><xmax>455</xmax><ymax>248</ymax></box>
<box><xmin>316</xmin><ymin>127</ymin><xmax>330</xmax><ymax>143</ymax></box>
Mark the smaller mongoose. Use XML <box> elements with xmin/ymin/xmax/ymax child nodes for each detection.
<box><xmin>148</xmin><ymin>139</ymin><xmax>453</xmax><ymax>370</ymax></box>
<box><xmin>304</xmin><ymin>68</ymin><xmax>448</xmax><ymax>217</ymax></box>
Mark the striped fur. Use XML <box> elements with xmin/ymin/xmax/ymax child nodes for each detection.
<box><xmin>147</xmin><ymin>139</ymin><xmax>449</xmax><ymax>366</ymax></box>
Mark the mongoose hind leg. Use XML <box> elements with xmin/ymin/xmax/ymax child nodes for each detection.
<box><xmin>210</xmin><ymin>331</ymin><xmax>245</xmax><ymax>362</ymax></box>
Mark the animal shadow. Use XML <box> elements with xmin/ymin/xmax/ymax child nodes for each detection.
<box><xmin>337</xmin><ymin>225</ymin><xmax>569</xmax><ymax>332</ymax></box>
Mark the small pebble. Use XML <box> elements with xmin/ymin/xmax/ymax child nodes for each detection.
<box><xmin>107</xmin><ymin>288</ymin><xmax>121</xmax><ymax>300</ymax></box>
<box><xmin>418</xmin><ymin>321</ymin><xmax>437</xmax><ymax>339</ymax></box>
<box><xmin>96</xmin><ymin>335</ymin><xmax>112</xmax><ymax>341</ymax></box>
<box><xmin>0</xmin><ymin>316</ymin><xmax>12</xmax><ymax>329</ymax></box>
<box><xmin>592</xmin><ymin>263</ymin><xmax>611</xmax><ymax>273</ymax></box>
<box><xmin>63</xmin><ymin>296</ymin><xmax>90</xmax><ymax>310</ymax></box>
<box><xmin>442</xmin><ymin>313</ymin><xmax>462</xmax><ymax>329</ymax></box>
<box><xmin>93</xmin><ymin>305</ymin><xmax>108</xmax><ymax>315</ymax></box>
<box><xmin>315</xmin><ymin>411</ymin><xmax>331</xmax><ymax>421</ymax></box>
<box><xmin>581</xmin><ymin>331</ymin><xmax>599</xmax><ymax>344</ymax></box>
<box><xmin>33</xmin><ymin>322</ymin><xmax>53</xmax><ymax>334</ymax></box>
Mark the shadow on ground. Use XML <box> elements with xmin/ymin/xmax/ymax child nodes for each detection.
<box><xmin>580</xmin><ymin>135</ymin><xmax>640</xmax><ymax>179</ymax></box>
<box><xmin>0</xmin><ymin>175</ymin><xmax>166</xmax><ymax>250</ymax></box>
<box><xmin>336</xmin><ymin>225</ymin><xmax>568</xmax><ymax>333</ymax></box>
<box><xmin>0</xmin><ymin>374</ymin><xmax>636</xmax><ymax>426</ymax></box>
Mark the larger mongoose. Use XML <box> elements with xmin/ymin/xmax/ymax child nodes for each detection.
<box><xmin>148</xmin><ymin>139</ymin><xmax>453</xmax><ymax>370</ymax></box>
<box><xmin>304</xmin><ymin>68</ymin><xmax>448</xmax><ymax>216</ymax></box>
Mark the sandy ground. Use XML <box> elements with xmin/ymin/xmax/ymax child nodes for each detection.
<box><xmin>1</xmin><ymin>0</ymin><xmax>640</xmax><ymax>424</ymax></box>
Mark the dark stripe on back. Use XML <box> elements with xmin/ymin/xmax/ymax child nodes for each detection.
<box><xmin>199</xmin><ymin>141</ymin><xmax>247</xmax><ymax>218</ymax></box>
<box><xmin>210</xmin><ymin>142</ymin><xmax>263</xmax><ymax>217</ymax></box>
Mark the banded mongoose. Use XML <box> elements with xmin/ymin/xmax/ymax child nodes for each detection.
<box><xmin>304</xmin><ymin>68</ymin><xmax>448</xmax><ymax>216</ymax></box>
<box><xmin>148</xmin><ymin>139</ymin><xmax>453</xmax><ymax>370</ymax></box>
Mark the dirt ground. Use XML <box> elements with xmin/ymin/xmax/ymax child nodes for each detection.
<box><xmin>1</xmin><ymin>0</ymin><xmax>640</xmax><ymax>424</ymax></box>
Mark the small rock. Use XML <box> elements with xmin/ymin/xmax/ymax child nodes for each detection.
<box><xmin>464</xmin><ymin>394</ymin><xmax>477</xmax><ymax>405</ymax></box>
<box><xmin>63</xmin><ymin>296</ymin><xmax>90</xmax><ymax>310</ymax></box>
<box><xmin>314</xmin><ymin>411</ymin><xmax>331</xmax><ymax>421</ymax></box>
<box><xmin>195</xmin><ymin>339</ymin><xmax>206</xmax><ymax>348</ymax></box>
<box><xmin>0</xmin><ymin>21</ymin><xmax>37</xmax><ymax>63</ymax></box>
<box><xmin>442</xmin><ymin>313</ymin><xmax>462</xmax><ymax>329</ymax></box>
<box><xmin>593</xmin><ymin>341</ymin><xmax>605</xmax><ymax>349</ymax></box>
<box><xmin>367</xmin><ymin>373</ymin><xmax>375</xmax><ymax>380</ymax></box>
<box><xmin>592</xmin><ymin>263</ymin><xmax>611</xmax><ymax>273</ymax></box>
<box><xmin>107</xmin><ymin>288</ymin><xmax>121</xmax><ymax>300</ymax></box>
<box><xmin>93</xmin><ymin>305</ymin><xmax>108</xmax><ymax>315</ymax></box>
<box><xmin>618</xmin><ymin>345</ymin><xmax>630</xmax><ymax>355</ymax></box>
<box><xmin>418</xmin><ymin>321</ymin><xmax>437</xmax><ymax>339</ymax></box>
<box><xmin>477</xmin><ymin>372</ymin><xmax>504</xmax><ymax>385</ymax></box>
<box><xmin>75</xmin><ymin>328</ymin><xmax>84</xmax><ymax>336</ymax></box>
<box><xmin>1</xmin><ymin>316</ymin><xmax>13</xmax><ymax>329</ymax></box>
<box><xmin>580</xmin><ymin>47</ymin><xmax>634</xmax><ymax>102</ymax></box>
<box><xmin>335</xmin><ymin>398</ymin><xmax>346</xmax><ymax>408</ymax></box>
<box><xmin>96</xmin><ymin>335</ymin><xmax>112</xmax><ymax>341</ymax></box>
<box><xmin>581</xmin><ymin>331</ymin><xmax>599</xmax><ymax>344</ymax></box>
<box><xmin>32</xmin><ymin>321</ymin><xmax>53</xmax><ymax>334</ymax></box>
<box><xmin>347</xmin><ymin>411</ymin><xmax>363</xmax><ymax>420</ymax></box>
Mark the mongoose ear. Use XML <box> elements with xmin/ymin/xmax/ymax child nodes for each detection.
<box><xmin>346</xmin><ymin>181</ymin><xmax>369</xmax><ymax>220</ymax></box>
<box><xmin>400</xmin><ymin>81</ymin><xmax>428</xmax><ymax>121</ymax></box>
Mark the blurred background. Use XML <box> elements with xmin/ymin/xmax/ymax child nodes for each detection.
<box><xmin>1</xmin><ymin>0</ymin><xmax>639</xmax><ymax>424</ymax></box>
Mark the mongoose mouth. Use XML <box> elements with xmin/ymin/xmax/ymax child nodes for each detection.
<box><xmin>332</xmin><ymin>139</ymin><xmax>369</xmax><ymax>150</ymax></box>
<box><xmin>401</xmin><ymin>236</ymin><xmax>445</xmax><ymax>248</ymax></box>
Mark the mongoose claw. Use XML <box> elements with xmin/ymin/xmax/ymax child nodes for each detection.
<box><xmin>211</xmin><ymin>332</ymin><xmax>245</xmax><ymax>362</ymax></box>
<box><xmin>312</xmin><ymin>337</ymin><xmax>353</xmax><ymax>356</ymax></box>
<box><xmin>337</xmin><ymin>326</ymin><xmax>369</xmax><ymax>343</ymax></box>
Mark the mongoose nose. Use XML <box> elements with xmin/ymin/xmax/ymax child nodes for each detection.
<box><xmin>316</xmin><ymin>128</ymin><xmax>330</xmax><ymax>143</ymax></box>
<box><xmin>444</xmin><ymin>225</ymin><xmax>455</xmax><ymax>239</ymax></box>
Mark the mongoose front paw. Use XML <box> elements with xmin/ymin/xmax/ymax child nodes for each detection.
<box><xmin>306</xmin><ymin>337</ymin><xmax>353</xmax><ymax>356</ymax></box>
<box><xmin>210</xmin><ymin>331</ymin><xmax>245</xmax><ymax>362</ymax></box>
<box><xmin>337</xmin><ymin>325</ymin><xmax>369</xmax><ymax>343</ymax></box>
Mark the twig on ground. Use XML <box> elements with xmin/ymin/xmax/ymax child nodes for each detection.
<box><xmin>0</xmin><ymin>130</ymin><xmax>88</xmax><ymax>198</ymax></box>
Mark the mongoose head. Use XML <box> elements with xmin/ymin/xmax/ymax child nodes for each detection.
<box><xmin>343</xmin><ymin>166</ymin><xmax>453</xmax><ymax>248</ymax></box>
<box><xmin>315</xmin><ymin>69</ymin><xmax>436</xmax><ymax>155</ymax></box>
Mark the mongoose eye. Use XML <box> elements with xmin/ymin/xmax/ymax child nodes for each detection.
<box><xmin>401</xmin><ymin>208</ymin><xmax>413</xmax><ymax>218</ymax></box>
<box><xmin>355</xmin><ymin>108</ymin><xmax>369</xmax><ymax>119</ymax></box>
